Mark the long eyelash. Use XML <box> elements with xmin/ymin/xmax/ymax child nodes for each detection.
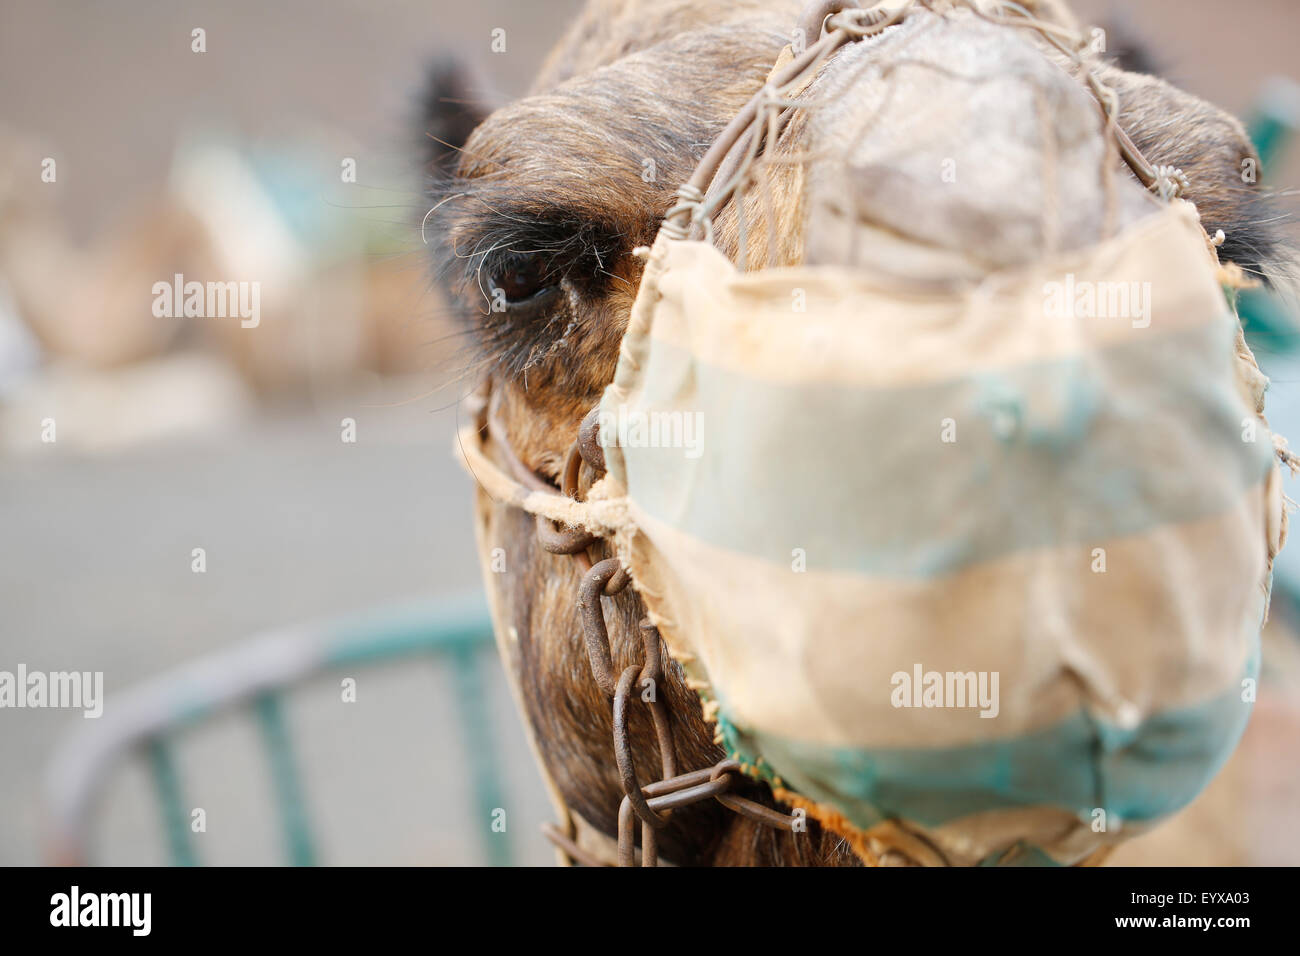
<box><xmin>596</xmin><ymin>267</ymin><xmax>635</xmax><ymax>294</ymax></box>
<box><xmin>469</xmin><ymin>236</ymin><xmax>514</xmax><ymax>310</ymax></box>
<box><xmin>422</xmin><ymin>164</ymin><xmax>648</xmax><ymax>383</ymax></box>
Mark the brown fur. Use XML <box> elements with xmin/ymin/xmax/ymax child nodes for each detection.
<box><xmin>425</xmin><ymin>0</ymin><xmax>1285</xmax><ymax>865</ymax></box>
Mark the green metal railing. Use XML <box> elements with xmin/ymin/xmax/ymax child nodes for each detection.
<box><xmin>46</xmin><ymin>594</ymin><xmax>510</xmax><ymax>866</ymax></box>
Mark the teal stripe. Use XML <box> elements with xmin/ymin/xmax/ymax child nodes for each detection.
<box><xmin>719</xmin><ymin>654</ymin><xmax>1258</xmax><ymax>849</ymax></box>
<box><xmin>977</xmin><ymin>842</ymin><xmax>1065</xmax><ymax>867</ymax></box>
<box><xmin>613</xmin><ymin>317</ymin><xmax>1273</xmax><ymax>577</ymax></box>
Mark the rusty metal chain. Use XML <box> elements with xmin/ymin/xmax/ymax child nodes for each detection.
<box><xmin>536</xmin><ymin>407</ymin><xmax>797</xmax><ymax>866</ymax></box>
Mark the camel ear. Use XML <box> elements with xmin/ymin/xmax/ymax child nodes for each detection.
<box><xmin>417</xmin><ymin>56</ymin><xmax>494</xmax><ymax>176</ymax></box>
<box><xmin>1098</xmin><ymin>64</ymin><xmax>1286</xmax><ymax>284</ymax></box>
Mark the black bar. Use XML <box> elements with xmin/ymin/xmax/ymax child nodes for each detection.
<box><xmin>1</xmin><ymin>866</ymin><xmax>1284</xmax><ymax>942</ymax></box>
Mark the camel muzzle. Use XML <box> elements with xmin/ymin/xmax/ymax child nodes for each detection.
<box><xmin>458</xmin><ymin>0</ymin><xmax>1291</xmax><ymax>866</ymax></box>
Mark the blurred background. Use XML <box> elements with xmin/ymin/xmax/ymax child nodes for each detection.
<box><xmin>1</xmin><ymin>0</ymin><xmax>1298</xmax><ymax>866</ymax></box>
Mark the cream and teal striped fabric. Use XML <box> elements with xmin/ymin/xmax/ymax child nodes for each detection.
<box><xmin>601</xmin><ymin>201</ymin><xmax>1285</xmax><ymax>865</ymax></box>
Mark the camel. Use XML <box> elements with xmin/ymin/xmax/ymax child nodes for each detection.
<box><xmin>422</xmin><ymin>0</ymin><xmax>1288</xmax><ymax>865</ymax></box>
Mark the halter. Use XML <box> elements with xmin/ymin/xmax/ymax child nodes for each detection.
<box><xmin>458</xmin><ymin>0</ymin><xmax>1226</xmax><ymax>867</ymax></box>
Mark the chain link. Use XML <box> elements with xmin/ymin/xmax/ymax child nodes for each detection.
<box><xmin>538</xmin><ymin>407</ymin><xmax>796</xmax><ymax>866</ymax></box>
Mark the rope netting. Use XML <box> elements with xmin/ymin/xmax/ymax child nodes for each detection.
<box><xmin>660</xmin><ymin>0</ymin><xmax>1189</xmax><ymax>271</ymax></box>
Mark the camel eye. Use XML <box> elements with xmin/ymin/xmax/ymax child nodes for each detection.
<box><xmin>490</xmin><ymin>253</ymin><xmax>558</xmax><ymax>307</ymax></box>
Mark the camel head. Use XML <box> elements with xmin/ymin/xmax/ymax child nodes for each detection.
<box><xmin>422</xmin><ymin>0</ymin><xmax>1285</xmax><ymax>865</ymax></box>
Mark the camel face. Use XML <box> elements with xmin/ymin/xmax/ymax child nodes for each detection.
<box><xmin>423</xmin><ymin>0</ymin><xmax>1282</xmax><ymax>865</ymax></box>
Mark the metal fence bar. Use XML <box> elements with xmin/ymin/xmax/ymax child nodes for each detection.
<box><xmin>253</xmin><ymin>691</ymin><xmax>317</xmax><ymax>866</ymax></box>
<box><xmin>146</xmin><ymin>736</ymin><xmax>198</xmax><ymax>867</ymax></box>
<box><xmin>448</xmin><ymin>643</ymin><xmax>512</xmax><ymax>867</ymax></box>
